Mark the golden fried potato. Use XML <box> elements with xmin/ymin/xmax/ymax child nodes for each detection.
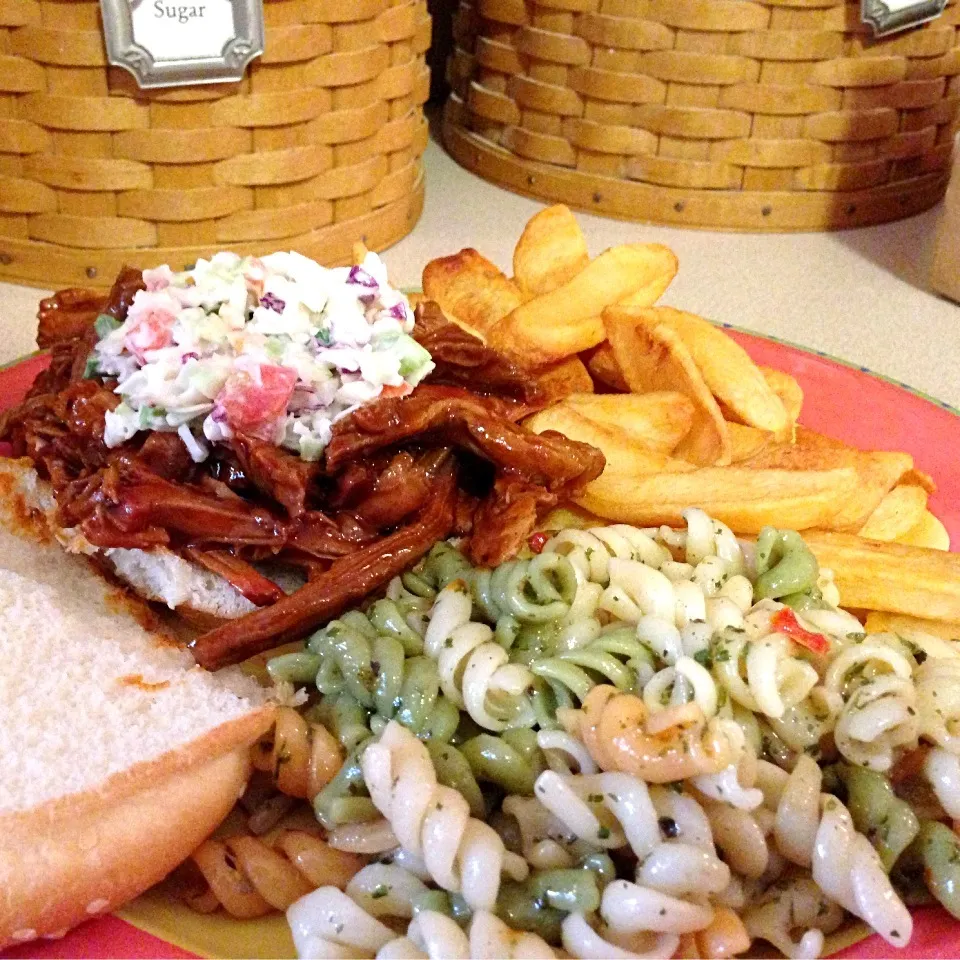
<box><xmin>759</xmin><ymin>366</ymin><xmax>804</xmax><ymax>428</ymax></box>
<box><xmin>864</xmin><ymin>611</ymin><xmax>960</xmax><ymax>642</ymax></box>
<box><xmin>422</xmin><ymin>248</ymin><xmax>523</xmax><ymax>339</ymax></box>
<box><xmin>742</xmin><ymin>427</ymin><xmax>913</xmax><ymax>532</ymax></box>
<box><xmin>351</xmin><ymin>240</ymin><xmax>370</xmax><ymax>265</ymax></box>
<box><xmin>537</xmin><ymin>505</ymin><xmax>605</xmax><ymax>532</ymax></box>
<box><xmin>584</xmin><ymin>342</ymin><xmax>628</xmax><ymax>392</ymax></box>
<box><xmin>896</xmin><ymin>510</ymin><xmax>950</xmax><ymax>551</ymax></box>
<box><xmin>578</xmin><ymin>466</ymin><xmax>859</xmax><ymax>535</ymax></box>
<box><xmin>603</xmin><ymin>307</ymin><xmax>731</xmax><ymax>467</ymax></box>
<box><xmin>562</xmin><ymin>392</ymin><xmax>695</xmax><ymax>455</ymax></box>
<box><xmin>525</xmin><ymin>405</ymin><xmax>695</xmax><ymax>478</ymax></box>
<box><xmin>513</xmin><ymin>205</ymin><xmax>590</xmax><ymax>299</ymax></box>
<box><xmin>805</xmin><ymin>531</ymin><xmax>960</xmax><ymax>623</ymax></box>
<box><xmin>533</xmin><ymin>357</ymin><xmax>595</xmax><ymax>404</ymax></box>
<box><xmin>405</xmin><ymin>291</ymin><xmax>428</xmax><ymax>313</ymax></box>
<box><xmin>901</xmin><ymin>467</ymin><xmax>937</xmax><ymax>494</ymax></box>
<box><xmin>489</xmin><ymin>244</ymin><xmax>678</xmax><ymax>366</ymax></box>
<box><xmin>727</xmin><ymin>423</ymin><xmax>776</xmax><ymax>463</ymax></box>
<box><xmin>642</xmin><ymin>308</ymin><xmax>787</xmax><ymax>435</ymax></box>
<box><xmin>858</xmin><ymin>484</ymin><xmax>928</xmax><ymax>543</ymax></box>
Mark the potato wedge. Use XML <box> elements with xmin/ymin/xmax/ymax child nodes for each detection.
<box><xmin>644</xmin><ymin>308</ymin><xmax>788</xmax><ymax>435</ymax></box>
<box><xmin>728</xmin><ymin>423</ymin><xmax>776</xmax><ymax>463</ymax></box>
<box><xmin>563</xmin><ymin>392</ymin><xmax>695</xmax><ymax>455</ymax></box>
<box><xmin>742</xmin><ymin>427</ymin><xmax>913</xmax><ymax>531</ymax></box>
<box><xmin>525</xmin><ymin>405</ymin><xmax>695</xmax><ymax>478</ymax></box>
<box><xmin>405</xmin><ymin>291</ymin><xmax>428</xmax><ymax>314</ymax></box>
<box><xmin>901</xmin><ymin>467</ymin><xmax>937</xmax><ymax>494</ymax></box>
<box><xmin>864</xmin><ymin>611</ymin><xmax>960</xmax><ymax>642</ymax></box>
<box><xmin>859</xmin><ymin>484</ymin><xmax>929</xmax><ymax>543</ymax></box>
<box><xmin>760</xmin><ymin>366</ymin><xmax>804</xmax><ymax>428</ymax></box>
<box><xmin>896</xmin><ymin>510</ymin><xmax>950</xmax><ymax>551</ymax></box>
<box><xmin>352</xmin><ymin>240</ymin><xmax>370</xmax><ymax>265</ymax></box>
<box><xmin>585</xmin><ymin>342</ymin><xmax>628</xmax><ymax>392</ymax></box>
<box><xmin>422</xmin><ymin>248</ymin><xmax>523</xmax><ymax>339</ymax></box>
<box><xmin>513</xmin><ymin>205</ymin><xmax>590</xmax><ymax>298</ymax></box>
<box><xmin>533</xmin><ymin>357</ymin><xmax>595</xmax><ymax>404</ymax></box>
<box><xmin>617</xmin><ymin>254</ymin><xmax>678</xmax><ymax>308</ymax></box>
<box><xmin>578</xmin><ymin>466</ymin><xmax>858</xmax><ymax>535</ymax></box>
<box><xmin>489</xmin><ymin>244</ymin><xmax>679</xmax><ymax>366</ymax></box>
<box><xmin>804</xmin><ymin>531</ymin><xmax>960</xmax><ymax>623</ymax></box>
<box><xmin>604</xmin><ymin>307</ymin><xmax>731</xmax><ymax>466</ymax></box>
<box><xmin>538</xmin><ymin>505</ymin><xmax>605</xmax><ymax>532</ymax></box>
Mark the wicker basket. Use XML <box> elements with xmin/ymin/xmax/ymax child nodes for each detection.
<box><xmin>0</xmin><ymin>0</ymin><xmax>431</xmax><ymax>288</ymax></box>
<box><xmin>443</xmin><ymin>0</ymin><xmax>960</xmax><ymax>230</ymax></box>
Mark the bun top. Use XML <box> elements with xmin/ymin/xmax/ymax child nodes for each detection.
<box><xmin>0</xmin><ymin>565</ymin><xmax>267</xmax><ymax>815</ymax></box>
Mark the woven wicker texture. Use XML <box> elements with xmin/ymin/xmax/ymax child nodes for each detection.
<box><xmin>443</xmin><ymin>0</ymin><xmax>960</xmax><ymax>230</ymax></box>
<box><xmin>0</xmin><ymin>0</ymin><xmax>431</xmax><ymax>288</ymax></box>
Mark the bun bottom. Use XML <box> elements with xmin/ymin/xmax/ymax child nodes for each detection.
<box><xmin>0</xmin><ymin>748</ymin><xmax>251</xmax><ymax>949</ymax></box>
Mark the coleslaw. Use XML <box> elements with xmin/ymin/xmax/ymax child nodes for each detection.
<box><xmin>92</xmin><ymin>251</ymin><xmax>433</xmax><ymax>462</ymax></box>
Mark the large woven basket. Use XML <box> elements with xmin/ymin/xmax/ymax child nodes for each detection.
<box><xmin>0</xmin><ymin>0</ymin><xmax>431</xmax><ymax>288</ymax></box>
<box><xmin>443</xmin><ymin>0</ymin><xmax>960</xmax><ymax>230</ymax></box>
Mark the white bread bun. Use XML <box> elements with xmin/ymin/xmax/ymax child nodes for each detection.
<box><xmin>0</xmin><ymin>557</ymin><xmax>274</xmax><ymax>949</ymax></box>
<box><xmin>0</xmin><ymin>457</ymin><xmax>269</xmax><ymax>621</ymax></box>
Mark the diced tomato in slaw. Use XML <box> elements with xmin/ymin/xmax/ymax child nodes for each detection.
<box><xmin>218</xmin><ymin>364</ymin><xmax>298</xmax><ymax>432</ymax></box>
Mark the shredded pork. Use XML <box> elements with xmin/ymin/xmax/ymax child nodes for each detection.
<box><xmin>2</xmin><ymin>271</ymin><xmax>605</xmax><ymax>667</ymax></box>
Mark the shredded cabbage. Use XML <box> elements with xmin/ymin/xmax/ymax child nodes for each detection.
<box><xmin>92</xmin><ymin>251</ymin><xmax>431</xmax><ymax>461</ymax></box>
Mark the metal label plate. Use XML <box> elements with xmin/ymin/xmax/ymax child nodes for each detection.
<box><xmin>100</xmin><ymin>0</ymin><xmax>263</xmax><ymax>88</ymax></box>
<box><xmin>862</xmin><ymin>0</ymin><xmax>948</xmax><ymax>36</ymax></box>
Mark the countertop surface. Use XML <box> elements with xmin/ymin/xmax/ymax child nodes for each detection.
<box><xmin>2</xmin><ymin>135</ymin><xmax>958</xmax><ymax>409</ymax></box>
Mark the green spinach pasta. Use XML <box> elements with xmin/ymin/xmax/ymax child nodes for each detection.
<box><xmin>184</xmin><ymin>509</ymin><xmax>960</xmax><ymax>960</ymax></box>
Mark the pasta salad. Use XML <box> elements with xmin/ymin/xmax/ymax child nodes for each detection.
<box><xmin>179</xmin><ymin>510</ymin><xmax>960</xmax><ymax>960</ymax></box>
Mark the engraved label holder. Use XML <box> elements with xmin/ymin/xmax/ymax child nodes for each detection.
<box><xmin>99</xmin><ymin>0</ymin><xmax>263</xmax><ymax>88</ymax></box>
<box><xmin>862</xmin><ymin>0</ymin><xmax>948</xmax><ymax>36</ymax></box>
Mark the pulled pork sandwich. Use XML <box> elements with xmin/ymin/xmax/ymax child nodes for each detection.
<box><xmin>1</xmin><ymin>254</ymin><xmax>603</xmax><ymax>669</ymax></box>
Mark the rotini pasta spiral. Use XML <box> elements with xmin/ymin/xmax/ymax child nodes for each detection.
<box><xmin>754</xmin><ymin>755</ymin><xmax>912</xmax><ymax>950</ymax></box>
<box><xmin>382</xmin><ymin>909</ymin><xmax>557</xmax><ymax>960</ymax></box>
<box><xmin>252</xmin><ymin>510</ymin><xmax>960</xmax><ymax>960</ymax></box>
<box><xmin>545</xmin><ymin>524</ymin><xmax>671</xmax><ymax>585</ymax></box>
<box><xmin>824</xmin><ymin>640</ymin><xmax>919</xmax><ymax>772</ymax></box>
<box><xmin>915</xmin><ymin>654</ymin><xmax>960</xmax><ymax>753</ymax></box>
<box><xmin>529</xmin><ymin>622</ymin><xmax>655</xmax><ymax>722</ymax></box>
<box><xmin>404</xmin><ymin>542</ymin><xmax>579</xmax><ymax>626</ymax></box>
<box><xmin>424</xmin><ymin>582</ymin><xmax>536</xmax><ymax>731</ymax></box>
<box><xmin>190</xmin><ymin>830</ymin><xmax>365</xmax><ymax>918</ymax></box>
<box><xmin>287</xmin><ymin>885</ymin><xmax>558</xmax><ymax>960</ymax></box>
<box><xmin>925</xmin><ymin>745</ymin><xmax>960</xmax><ymax>818</ymax></box>
<box><xmin>529</xmin><ymin>770</ymin><xmax>729</xmax><ymax>936</ymax></box>
<box><xmin>837</xmin><ymin>764</ymin><xmax>919</xmax><ymax>871</ymax></box>
<box><xmin>252</xmin><ymin>706</ymin><xmax>344</xmax><ymax>801</ymax></box>
<box><xmin>360</xmin><ymin>721</ymin><xmax>529</xmax><ymax>910</ymax></box>
<box><xmin>743</xmin><ymin>876</ymin><xmax>844</xmax><ymax>960</ymax></box>
<box><xmin>712</xmin><ymin>623</ymin><xmax>820</xmax><ymax>722</ymax></box>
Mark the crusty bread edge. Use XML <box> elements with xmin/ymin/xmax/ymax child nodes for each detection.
<box><xmin>0</xmin><ymin>703</ymin><xmax>274</xmax><ymax>828</ymax></box>
<box><xmin>0</xmin><ymin>748</ymin><xmax>254</xmax><ymax>948</ymax></box>
<box><xmin>0</xmin><ymin>706</ymin><xmax>275</xmax><ymax>948</ymax></box>
<box><xmin>0</xmin><ymin>457</ymin><xmax>251</xmax><ymax>626</ymax></box>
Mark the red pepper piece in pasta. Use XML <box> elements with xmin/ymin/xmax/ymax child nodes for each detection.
<box><xmin>771</xmin><ymin>607</ymin><xmax>829</xmax><ymax>655</ymax></box>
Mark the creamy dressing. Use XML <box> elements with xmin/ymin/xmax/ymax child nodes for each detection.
<box><xmin>93</xmin><ymin>251</ymin><xmax>433</xmax><ymax>462</ymax></box>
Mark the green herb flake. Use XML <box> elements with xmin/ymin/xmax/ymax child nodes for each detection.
<box><xmin>693</xmin><ymin>649</ymin><xmax>713</xmax><ymax>670</ymax></box>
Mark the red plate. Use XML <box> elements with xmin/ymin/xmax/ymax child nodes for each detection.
<box><xmin>2</xmin><ymin>328</ymin><xmax>958</xmax><ymax>960</ymax></box>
